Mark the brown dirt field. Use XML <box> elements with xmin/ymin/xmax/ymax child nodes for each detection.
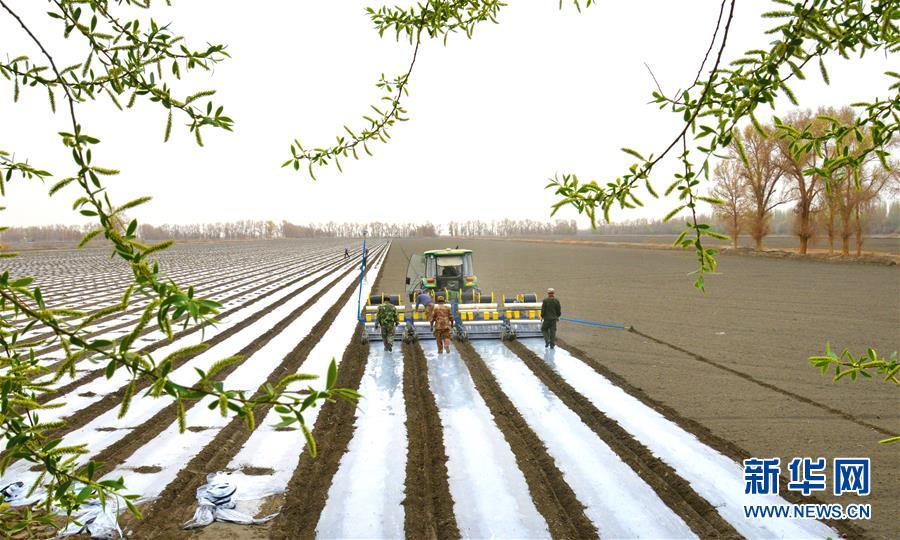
<box><xmin>389</xmin><ymin>237</ymin><xmax>899</xmax><ymax>539</ymax></box>
<box><xmin>454</xmin><ymin>341</ymin><xmax>596</xmax><ymax>539</ymax></box>
<box><xmin>532</xmin><ymin>233</ymin><xmax>900</xmax><ymax>256</ymax></box>
<box><xmin>497</xmin><ymin>236</ymin><xmax>900</xmax><ymax>266</ymax></box>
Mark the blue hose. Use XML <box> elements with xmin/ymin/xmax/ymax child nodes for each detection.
<box><xmin>355</xmin><ymin>234</ymin><xmax>367</xmax><ymax>322</ymax></box>
<box><xmin>559</xmin><ymin>317</ymin><xmax>629</xmax><ymax>330</ymax></box>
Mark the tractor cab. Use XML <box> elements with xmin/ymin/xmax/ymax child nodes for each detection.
<box><xmin>405</xmin><ymin>249</ymin><xmax>478</xmax><ymax>300</ymax></box>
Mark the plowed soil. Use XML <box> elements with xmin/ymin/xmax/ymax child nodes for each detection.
<box><xmin>389</xmin><ymin>237</ymin><xmax>899</xmax><ymax>539</ymax></box>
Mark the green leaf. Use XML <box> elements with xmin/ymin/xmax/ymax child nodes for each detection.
<box><xmin>663</xmin><ymin>205</ymin><xmax>685</xmax><ymax>222</ymax></box>
<box><xmin>326</xmin><ymin>359</ymin><xmax>337</xmax><ymax>389</ymax></box>
<box><xmin>301</xmin><ymin>422</ymin><xmax>317</xmax><ymax>457</ymax></box>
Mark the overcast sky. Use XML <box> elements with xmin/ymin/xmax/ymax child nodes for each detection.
<box><xmin>0</xmin><ymin>1</ymin><xmax>892</xmax><ymax>228</ymax></box>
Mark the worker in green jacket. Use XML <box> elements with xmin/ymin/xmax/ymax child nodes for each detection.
<box><xmin>540</xmin><ymin>287</ymin><xmax>562</xmax><ymax>349</ymax></box>
<box><xmin>374</xmin><ymin>300</ymin><xmax>399</xmax><ymax>351</ymax></box>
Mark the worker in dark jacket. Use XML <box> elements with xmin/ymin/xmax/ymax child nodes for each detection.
<box><xmin>415</xmin><ymin>289</ymin><xmax>434</xmax><ymax>319</ymax></box>
<box><xmin>540</xmin><ymin>287</ymin><xmax>562</xmax><ymax>348</ymax></box>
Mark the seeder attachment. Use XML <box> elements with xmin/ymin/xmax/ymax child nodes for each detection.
<box><xmin>361</xmin><ymin>292</ymin><xmax>543</xmax><ymax>342</ymax></box>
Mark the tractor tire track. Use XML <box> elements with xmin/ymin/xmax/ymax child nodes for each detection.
<box><xmin>400</xmin><ymin>342</ymin><xmax>461</xmax><ymax>540</ymax></box>
<box><xmin>131</xmin><ymin>257</ymin><xmax>383</xmax><ymax>538</ymax></box>
<box><xmin>628</xmin><ymin>328</ymin><xmax>894</xmax><ymax>438</ymax></box>
<box><xmin>506</xmin><ymin>340</ymin><xmax>741</xmax><ymax>539</ymax></box>
<box><xmin>454</xmin><ymin>341</ymin><xmax>596</xmax><ymax>540</ymax></box>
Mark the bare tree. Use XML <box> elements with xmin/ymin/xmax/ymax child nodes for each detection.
<box><xmin>710</xmin><ymin>159</ymin><xmax>747</xmax><ymax>248</ymax></box>
<box><xmin>851</xmin><ymin>163</ymin><xmax>899</xmax><ymax>255</ymax></box>
<box><xmin>774</xmin><ymin>108</ymin><xmax>843</xmax><ymax>254</ymax></box>
<box><xmin>734</xmin><ymin>125</ymin><xmax>788</xmax><ymax>250</ymax></box>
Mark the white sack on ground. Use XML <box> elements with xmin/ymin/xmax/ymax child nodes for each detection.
<box><xmin>183</xmin><ymin>472</ymin><xmax>276</xmax><ymax>529</ymax></box>
<box><xmin>59</xmin><ymin>497</ymin><xmax>123</xmax><ymax>539</ymax></box>
<box><xmin>3</xmin><ymin>480</ymin><xmax>122</xmax><ymax>538</ymax></box>
<box><xmin>1</xmin><ymin>481</ymin><xmax>42</xmax><ymax>507</ymax></box>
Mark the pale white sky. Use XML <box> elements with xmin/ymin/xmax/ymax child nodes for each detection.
<box><xmin>0</xmin><ymin>1</ymin><xmax>893</xmax><ymax>227</ymax></box>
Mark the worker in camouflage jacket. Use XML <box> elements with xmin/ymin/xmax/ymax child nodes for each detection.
<box><xmin>430</xmin><ymin>295</ymin><xmax>454</xmax><ymax>354</ymax></box>
<box><xmin>374</xmin><ymin>300</ymin><xmax>399</xmax><ymax>351</ymax></box>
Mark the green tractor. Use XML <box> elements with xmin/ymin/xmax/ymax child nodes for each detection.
<box><xmin>405</xmin><ymin>248</ymin><xmax>480</xmax><ymax>301</ymax></box>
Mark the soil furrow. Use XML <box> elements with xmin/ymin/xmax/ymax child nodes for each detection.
<box><xmin>400</xmin><ymin>342</ymin><xmax>461</xmax><ymax>540</ymax></box>
<box><xmin>30</xmin><ymin>248</ymin><xmax>347</xmax><ymax>359</ymax></box>
<box><xmin>454</xmin><ymin>341</ymin><xmax>596</xmax><ymax>539</ymax></box>
<box><xmin>32</xmin><ymin>260</ymin><xmax>364</xmax><ymax>479</ymax></box>
<box><xmin>263</xmin><ymin>327</ymin><xmax>371</xmax><ymax>540</ymax></box>
<box><xmin>267</xmin><ymin>251</ymin><xmax>388</xmax><ymax>540</ymax></box>
<box><xmin>130</xmin><ymin>253</ymin><xmax>383</xmax><ymax>538</ymax></box>
<box><xmin>22</xmin><ymin>249</ymin><xmax>306</xmax><ymax>336</ymax></box>
<box><xmin>505</xmin><ymin>340</ymin><xmax>741</xmax><ymax>539</ymax></box>
<box><xmin>555</xmin><ymin>337</ymin><xmax>866</xmax><ymax>540</ymax></box>
<box><xmin>34</xmin><ymin>255</ymin><xmax>351</xmax><ymax>406</ymax></box>
<box><xmin>34</xmin><ymin>242</ymin><xmax>316</xmax><ymax>306</ymax></box>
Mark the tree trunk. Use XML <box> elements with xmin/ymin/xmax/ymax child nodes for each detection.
<box><xmin>841</xmin><ymin>234</ymin><xmax>850</xmax><ymax>256</ymax></box>
<box><xmin>732</xmin><ymin>217</ymin><xmax>739</xmax><ymax>248</ymax></box>
<box><xmin>797</xmin><ymin>206</ymin><xmax>812</xmax><ymax>255</ymax></box>
<box><xmin>827</xmin><ymin>206</ymin><xmax>835</xmax><ymax>254</ymax></box>
<box><xmin>855</xmin><ymin>206</ymin><xmax>863</xmax><ymax>257</ymax></box>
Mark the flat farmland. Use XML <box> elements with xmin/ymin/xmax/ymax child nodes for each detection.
<box><xmin>546</xmin><ymin>234</ymin><xmax>900</xmax><ymax>255</ymax></box>
<box><xmin>2</xmin><ymin>238</ymin><xmax>896</xmax><ymax>538</ymax></box>
<box><xmin>389</xmin><ymin>237</ymin><xmax>899</xmax><ymax>538</ymax></box>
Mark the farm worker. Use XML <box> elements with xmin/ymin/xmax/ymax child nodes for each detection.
<box><xmin>344</xmin><ymin>247</ymin><xmax>349</xmax><ymax>259</ymax></box>
<box><xmin>415</xmin><ymin>289</ymin><xmax>433</xmax><ymax>319</ymax></box>
<box><xmin>374</xmin><ymin>300</ymin><xmax>399</xmax><ymax>352</ymax></box>
<box><xmin>430</xmin><ymin>295</ymin><xmax>454</xmax><ymax>353</ymax></box>
<box><xmin>540</xmin><ymin>287</ymin><xmax>562</xmax><ymax>349</ymax></box>
<box><xmin>447</xmin><ymin>288</ymin><xmax>463</xmax><ymax>329</ymax></box>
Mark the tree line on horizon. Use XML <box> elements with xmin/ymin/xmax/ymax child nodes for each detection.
<box><xmin>4</xmin><ymin>207</ymin><xmax>900</xmax><ymax>245</ymax></box>
<box><xmin>0</xmin><ymin>218</ymin><xmax>579</xmax><ymax>243</ymax></box>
